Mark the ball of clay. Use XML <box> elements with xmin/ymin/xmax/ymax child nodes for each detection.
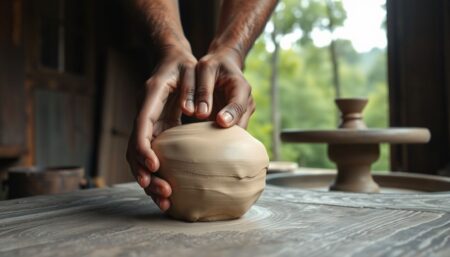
<box><xmin>153</xmin><ymin>121</ymin><xmax>269</xmax><ymax>222</ymax></box>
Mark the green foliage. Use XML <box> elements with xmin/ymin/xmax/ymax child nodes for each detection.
<box><xmin>271</xmin><ymin>0</ymin><xmax>346</xmax><ymax>45</ymax></box>
<box><xmin>245</xmin><ymin>0</ymin><xmax>389</xmax><ymax>171</ymax></box>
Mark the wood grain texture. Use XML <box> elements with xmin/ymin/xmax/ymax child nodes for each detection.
<box><xmin>0</xmin><ymin>184</ymin><xmax>449</xmax><ymax>257</ymax></box>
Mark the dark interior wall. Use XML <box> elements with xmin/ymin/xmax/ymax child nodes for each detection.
<box><xmin>21</xmin><ymin>0</ymin><xmax>98</xmax><ymax>175</ymax></box>
<box><xmin>387</xmin><ymin>0</ymin><xmax>450</xmax><ymax>174</ymax></box>
<box><xmin>0</xmin><ymin>0</ymin><xmax>143</xmax><ymax>189</ymax></box>
<box><xmin>179</xmin><ymin>0</ymin><xmax>220</xmax><ymax>58</ymax></box>
<box><xmin>0</xmin><ymin>0</ymin><xmax>26</xmax><ymax>158</ymax></box>
<box><xmin>0</xmin><ymin>0</ymin><xmax>221</xmax><ymax>184</ymax></box>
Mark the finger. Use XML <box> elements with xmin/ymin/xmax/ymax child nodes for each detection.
<box><xmin>159</xmin><ymin>198</ymin><xmax>170</xmax><ymax>212</ymax></box>
<box><xmin>135</xmin><ymin>164</ymin><xmax>152</xmax><ymax>188</ymax></box>
<box><xmin>195</xmin><ymin>59</ymin><xmax>217</xmax><ymax>119</ymax></box>
<box><xmin>127</xmin><ymin>138</ymin><xmax>151</xmax><ymax>188</ymax></box>
<box><xmin>179</xmin><ymin>64</ymin><xmax>196</xmax><ymax>115</ymax></box>
<box><xmin>237</xmin><ymin>96</ymin><xmax>256</xmax><ymax>129</ymax></box>
<box><xmin>148</xmin><ymin>191</ymin><xmax>171</xmax><ymax>212</ymax></box>
<box><xmin>148</xmin><ymin>175</ymin><xmax>172</xmax><ymax>198</ymax></box>
<box><xmin>216</xmin><ymin>78</ymin><xmax>251</xmax><ymax>128</ymax></box>
<box><xmin>135</xmin><ymin>79</ymin><xmax>171</xmax><ymax>172</ymax></box>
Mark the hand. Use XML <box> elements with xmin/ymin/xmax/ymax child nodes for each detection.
<box><xmin>195</xmin><ymin>47</ymin><xmax>255</xmax><ymax>128</ymax></box>
<box><xmin>126</xmin><ymin>45</ymin><xmax>197</xmax><ymax>211</ymax></box>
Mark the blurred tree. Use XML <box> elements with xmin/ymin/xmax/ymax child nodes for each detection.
<box><xmin>269</xmin><ymin>0</ymin><xmax>346</xmax><ymax>160</ymax></box>
<box><xmin>325</xmin><ymin>0</ymin><xmax>345</xmax><ymax>100</ymax></box>
<box><xmin>245</xmin><ymin>0</ymin><xmax>389</xmax><ymax>171</ymax></box>
<box><xmin>269</xmin><ymin>0</ymin><xmax>298</xmax><ymax>161</ymax></box>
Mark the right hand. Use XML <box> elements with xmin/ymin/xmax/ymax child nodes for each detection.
<box><xmin>194</xmin><ymin>46</ymin><xmax>255</xmax><ymax>129</ymax></box>
<box><xmin>126</xmin><ymin>45</ymin><xmax>197</xmax><ymax>212</ymax></box>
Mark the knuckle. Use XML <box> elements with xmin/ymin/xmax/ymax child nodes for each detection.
<box><xmin>184</xmin><ymin>60</ymin><xmax>197</xmax><ymax>70</ymax></box>
<box><xmin>181</xmin><ymin>86</ymin><xmax>195</xmax><ymax>102</ymax></box>
<box><xmin>228</xmin><ymin>102</ymin><xmax>247</xmax><ymax>117</ymax></box>
<box><xmin>242</xmin><ymin>80</ymin><xmax>252</xmax><ymax>94</ymax></box>
<box><xmin>183</xmin><ymin>86</ymin><xmax>195</xmax><ymax>95</ymax></box>
<box><xmin>197</xmin><ymin>58</ymin><xmax>216</xmax><ymax>71</ymax></box>
<box><xmin>251</xmin><ymin>102</ymin><xmax>256</xmax><ymax>114</ymax></box>
<box><xmin>135</xmin><ymin>113</ymin><xmax>157</xmax><ymax>131</ymax></box>
<box><xmin>195</xmin><ymin>87</ymin><xmax>211</xmax><ymax>100</ymax></box>
<box><xmin>247</xmin><ymin>84</ymin><xmax>252</xmax><ymax>95</ymax></box>
<box><xmin>226</xmin><ymin>76</ymin><xmax>251</xmax><ymax>92</ymax></box>
<box><xmin>146</xmin><ymin>76</ymin><xmax>172</xmax><ymax>93</ymax></box>
<box><xmin>144</xmin><ymin>78</ymin><xmax>160</xmax><ymax>92</ymax></box>
<box><xmin>227</xmin><ymin>75</ymin><xmax>241</xmax><ymax>84</ymax></box>
<box><xmin>197</xmin><ymin>60</ymin><xmax>209</xmax><ymax>71</ymax></box>
<box><xmin>145</xmin><ymin>78</ymin><xmax>156</xmax><ymax>88</ymax></box>
<box><xmin>135</xmin><ymin>141</ymin><xmax>148</xmax><ymax>157</ymax></box>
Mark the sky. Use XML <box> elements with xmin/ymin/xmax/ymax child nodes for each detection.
<box><xmin>278</xmin><ymin>0</ymin><xmax>387</xmax><ymax>53</ymax></box>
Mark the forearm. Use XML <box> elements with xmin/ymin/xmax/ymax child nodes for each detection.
<box><xmin>135</xmin><ymin>0</ymin><xmax>190</xmax><ymax>50</ymax></box>
<box><xmin>209</xmin><ymin>0</ymin><xmax>278</xmax><ymax>67</ymax></box>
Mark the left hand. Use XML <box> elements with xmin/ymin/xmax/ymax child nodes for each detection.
<box><xmin>194</xmin><ymin>47</ymin><xmax>256</xmax><ymax>128</ymax></box>
<box><xmin>126</xmin><ymin>45</ymin><xmax>197</xmax><ymax>212</ymax></box>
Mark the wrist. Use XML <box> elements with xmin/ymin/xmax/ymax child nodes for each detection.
<box><xmin>156</xmin><ymin>38</ymin><xmax>194</xmax><ymax>63</ymax></box>
<box><xmin>158</xmin><ymin>36</ymin><xmax>192</xmax><ymax>53</ymax></box>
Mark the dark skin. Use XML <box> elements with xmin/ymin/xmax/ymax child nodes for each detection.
<box><xmin>128</xmin><ymin>0</ymin><xmax>278</xmax><ymax>211</ymax></box>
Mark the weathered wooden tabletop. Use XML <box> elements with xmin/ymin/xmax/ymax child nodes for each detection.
<box><xmin>1</xmin><ymin>183</ymin><xmax>449</xmax><ymax>257</ymax></box>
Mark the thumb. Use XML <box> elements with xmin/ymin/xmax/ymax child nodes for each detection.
<box><xmin>216</xmin><ymin>80</ymin><xmax>251</xmax><ymax>128</ymax></box>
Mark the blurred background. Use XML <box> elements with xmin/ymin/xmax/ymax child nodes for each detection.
<box><xmin>0</xmin><ymin>0</ymin><xmax>449</xmax><ymax>198</ymax></box>
<box><xmin>244</xmin><ymin>0</ymin><xmax>389</xmax><ymax>170</ymax></box>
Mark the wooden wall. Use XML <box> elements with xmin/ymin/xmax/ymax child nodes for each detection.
<box><xmin>387</xmin><ymin>0</ymin><xmax>450</xmax><ymax>175</ymax></box>
<box><xmin>0</xmin><ymin>0</ymin><xmax>26</xmax><ymax>159</ymax></box>
<box><xmin>21</xmin><ymin>0</ymin><xmax>98</xmax><ymax>175</ymax></box>
<box><xmin>0</xmin><ymin>0</ymin><xmax>221</xmax><ymax>187</ymax></box>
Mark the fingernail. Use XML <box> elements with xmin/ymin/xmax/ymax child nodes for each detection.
<box><xmin>222</xmin><ymin>111</ymin><xmax>234</xmax><ymax>123</ymax></box>
<box><xmin>198</xmin><ymin>102</ymin><xmax>208</xmax><ymax>114</ymax></box>
<box><xmin>185</xmin><ymin>100</ymin><xmax>194</xmax><ymax>111</ymax></box>
<box><xmin>145</xmin><ymin>158</ymin><xmax>154</xmax><ymax>172</ymax></box>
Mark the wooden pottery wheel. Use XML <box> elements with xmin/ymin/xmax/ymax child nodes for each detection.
<box><xmin>281</xmin><ymin>98</ymin><xmax>431</xmax><ymax>193</ymax></box>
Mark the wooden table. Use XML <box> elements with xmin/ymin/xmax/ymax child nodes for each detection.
<box><xmin>1</xmin><ymin>183</ymin><xmax>449</xmax><ymax>257</ymax></box>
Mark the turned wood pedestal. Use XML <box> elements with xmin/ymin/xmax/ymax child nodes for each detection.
<box><xmin>281</xmin><ymin>98</ymin><xmax>431</xmax><ymax>193</ymax></box>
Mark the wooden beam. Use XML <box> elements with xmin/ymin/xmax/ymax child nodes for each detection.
<box><xmin>387</xmin><ymin>0</ymin><xmax>450</xmax><ymax>174</ymax></box>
